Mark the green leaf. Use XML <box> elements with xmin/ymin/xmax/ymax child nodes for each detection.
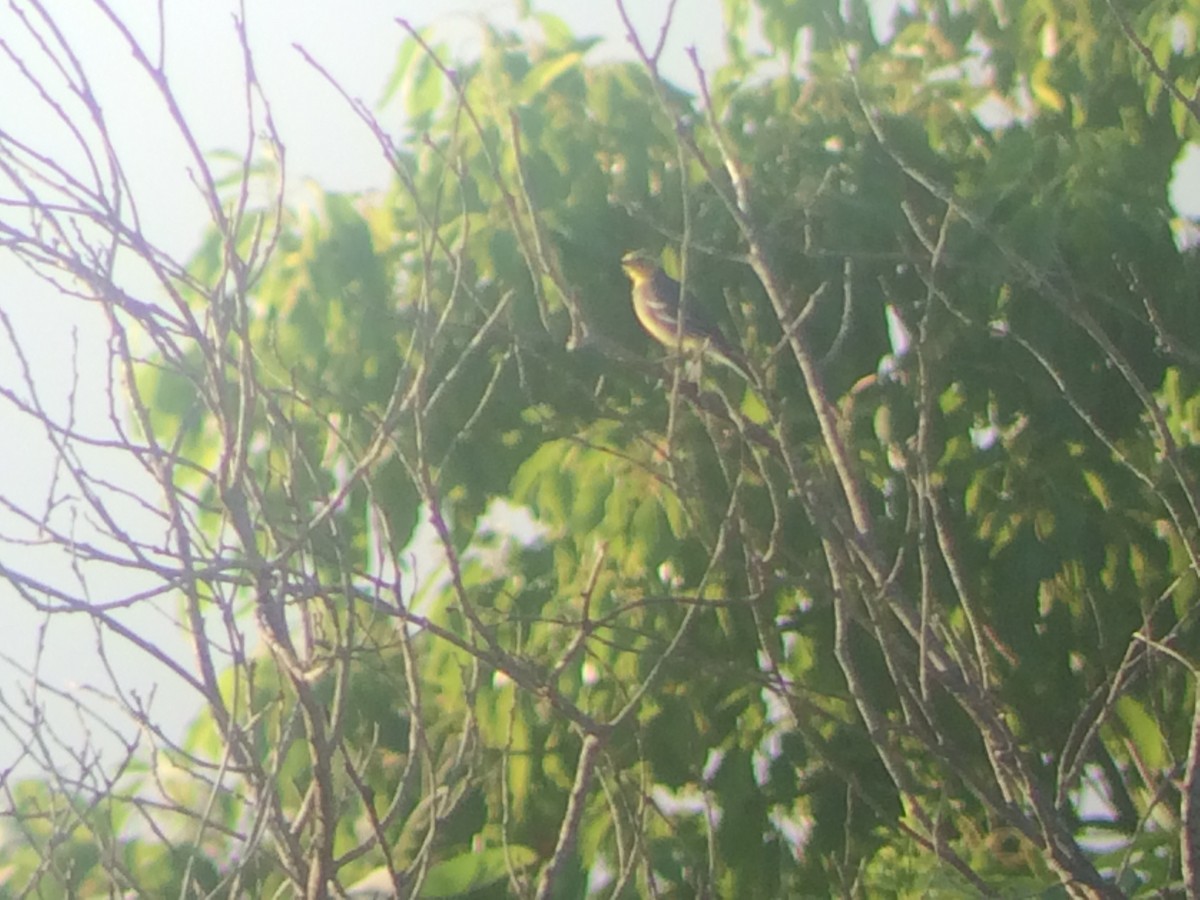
<box><xmin>1031</xmin><ymin>58</ymin><xmax>1066</xmax><ymax>112</ymax></box>
<box><xmin>407</xmin><ymin>53</ymin><xmax>446</xmax><ymax>121</ymax></box>
<box><xmin>380</xmin><ymin>34</ymin><xmax>422</xmax><ymax>107</ymax></box>
<box><xmin>516</xmin><ymin>52</ymin><xmax>583</xmax><ymax>103</ymax></box>
<box><xmin>1114</xmin><ymin>696</ymin><xmax>1167</xmax><ymax>770</ymax></box>
<box><xmin>420</xmin><ymin>845</ymin><xmax>537</xmax><ymax>897</ymax></box>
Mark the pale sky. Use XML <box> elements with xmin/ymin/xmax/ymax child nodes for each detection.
<box><xmin>0</xmin><ymin>0</ymin><xmax>742</xmax><ymax>774</ymax></box>
<box><xmin>1</xmin><ymin>0</ymin><xmax>1196</xmax><ymax>774</ymax></box>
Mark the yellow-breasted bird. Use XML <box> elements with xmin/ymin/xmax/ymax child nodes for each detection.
<box><xmin>620</xmin><ymin>250</ymin><xmax>753</xmax><ymax>382</ymax></box>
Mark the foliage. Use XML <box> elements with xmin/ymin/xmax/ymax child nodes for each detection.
<box><xmin>3</xmin><ymin>0</ymin><xmax>1200</xmax><ymax>897</ymax></box>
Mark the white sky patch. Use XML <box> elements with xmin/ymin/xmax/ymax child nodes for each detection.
<box><xmin>970</xmin><ymin>421</ymin><xmax>999</xmax><ymax>451</ymax></box>
<box><xmin>878</xmin><ymin>303</ymin><xmax>913</xmax><ymax>380</ymax></box>
<box><xmin>1074</xmin><ymin>764</ymin><xmax>1129</xmax><ymax>857</ymax></box>
<box><xmin>477</xmin><ymin>497</ymin><xmax>548</xmax><ymax>545</ymax></box>
<box><xmin>1171</xmin><ymin>143</ymin><xmax>1200</xmax><ymax>219</ymax></box>
<box><xmin>580</xmin><ymin>659</ymin><xmax>600</xmax><ymax>685</ymax></box>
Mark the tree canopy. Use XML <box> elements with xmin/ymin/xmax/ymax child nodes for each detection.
<box><xmin>3</xmin><ymin>0</ymin><xmax>1200</xmax><ymax>897</ymax></box>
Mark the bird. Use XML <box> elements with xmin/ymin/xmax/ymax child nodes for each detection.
<box><xmin>619</xmin><ymin>250</ymin><xmax>753</xmax><ymax>382</ymax></box>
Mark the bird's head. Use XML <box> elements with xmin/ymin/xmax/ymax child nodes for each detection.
<box><xmin>620</xmin><ymin>250</ymin><xmax>660</xmax><ymax>282</ymax></box>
